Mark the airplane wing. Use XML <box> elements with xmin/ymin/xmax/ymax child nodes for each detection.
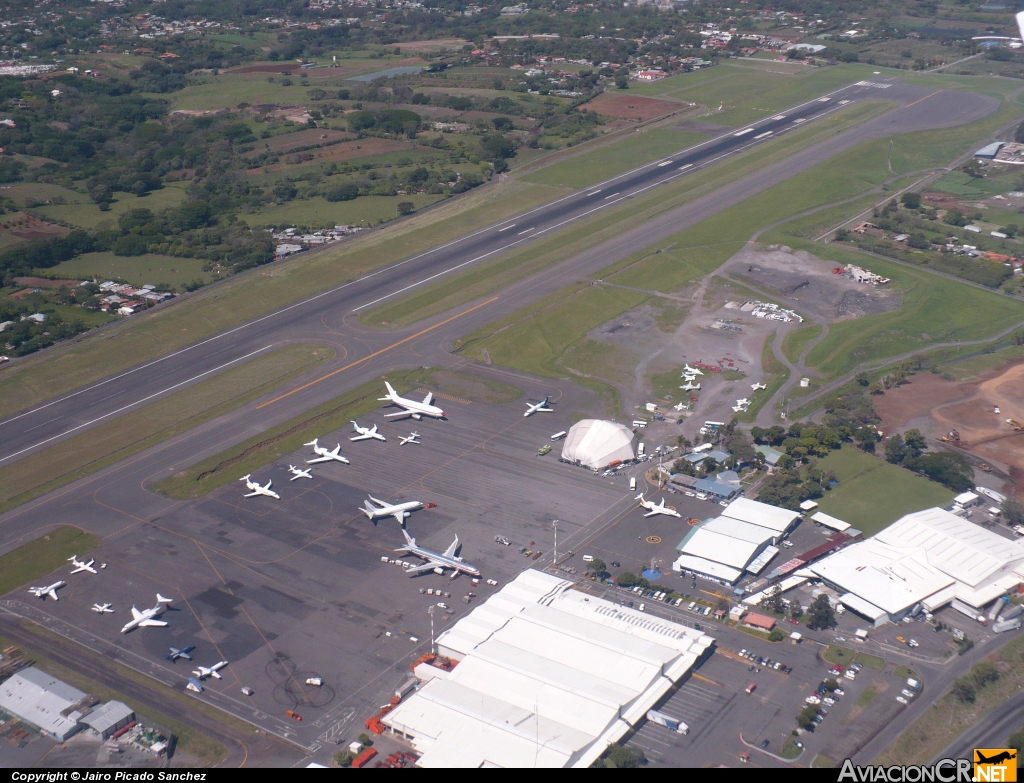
<box><xmin>384</xmin><ymin>410</ymin><xmax>414</xmax><ymax>418</ymax></box>
<box><xmin>350</xmin><ymin>434</ymin><xmax>371</xmax><ymax>441</ymax></box>
<box><xmin>138</xmin><ymin>619</ymin><xmax>168</xmax><ymax>628</ymax></box>
<box><xmin>406</xmin><ymin>562</ymin><xmax>439</xmax><ymax>576</ymax></box>
<box><xmin>306</xmin><ymin>455</ymin><xmax>334</xmax><ymax>464</ymax></box>
<box><xmin>131</xmin><ymin>607</ymin><xmax>144</xmax><ymax>620</ymax></box>
<box><xmin>244</xmin><ymin>490</ymin><xmax>261</xmax><ymax>497</ymax></box>
<box><xmin>70</xmin><ymin>566</ymin><xmax>85</xmax><ymax>574</ymax></box>
<box><xmin>422</xmin><ymin>392</ymin><xmax>433</xmax><ymax>406</ymax></box>
<box><xmin>391</xmin><ymin>510</ymin><xmax>408</xmax><ymax>525</ymax></box>
<box><xmin>644</xmin><ymin>510</ymin><xmax>658</xmax><ymax>517</ymax></box>
<box><xmin>442</xmin><ymin>537</ymin><xmax>459</xmax><ymax>559</ymax></box>
<box><xmin>48</xmin><ymin>589</ymin><xmax>60</xmax><ymax>600</ymax></box>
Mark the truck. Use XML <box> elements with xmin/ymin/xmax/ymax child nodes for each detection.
<box><xmin>745</xmin><ymin>683</ymin><xmax>756</xmax><ymax>694</ymax></box>
<box><xmin>638</xmin><ymin>443</ymin><xmax>645</xmax><ymax>457</ymax></box>
<box><xmin>906</xmin><ymin>678</ymin><xmax>920</xmax><ymax>692</ymax></box>
<box><xmin>630</xmin><ymin>477</ymin><xmax>637</xmax><ymax>492</ymax></box>
<box><xmin>551</xmin><ymin>431</ymin><xmax>567</xmax><ymax>441</ymax></box>
<box><xmin>646</xmin><ymin>709</ymin><xmax>689</xmax><ymax>734</ymax></box>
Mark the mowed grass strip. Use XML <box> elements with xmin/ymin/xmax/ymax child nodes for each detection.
<box><xmin>0</xmin><ymin>344</ymin><xmax>331</xmax><ymax>516</ymax></box>
<box><xmin>0</xmin><ymin>526</ymin><xmax>99</xmax><ymax>596</ymax></box>
<box><xmin>0</xmin><ymin>627</ymin><xmax>227</xmax><ymax>764</ymax></box>
<box><xmin>814</xmin><ymin>446</ymin><xmax>954</xmax><ymax>536</ymax></box>
<box><xmin>154</xmin><ymin>367</ymin><xmax>521</xmax><ymax>499</ymax></box>
<box><xmin>0</xmin><ymin>179</ymin><xmax>565</xmax><ymax>420</ymax></box>
<box><xmin>782</xmin><ymin>324</ymin><xmax>823</xmax><ymax>364</ymax></box>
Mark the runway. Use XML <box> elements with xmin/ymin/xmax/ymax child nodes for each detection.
<box><xmin>0</xmin><ymin>76</ymin><xmax>998</xmax><ymax>467</ymax></box>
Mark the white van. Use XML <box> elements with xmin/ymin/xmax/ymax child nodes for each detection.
<box><xmin>630</xmin><ymin>477</ymin><xmax>637</xmax><ymax>492</ymax></box>
<box><xmin>582</xmin><ymin>554</ymin><xmax>594</xmax><ymax>563</ymax></box>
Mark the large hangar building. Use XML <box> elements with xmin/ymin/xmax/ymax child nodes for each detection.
<box><xmin>560</xmin><ymin>419</ymin><xmax>637</xmax><ymax>470</ymax></box>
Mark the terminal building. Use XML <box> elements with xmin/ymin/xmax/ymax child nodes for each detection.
<box><xmin>673</xmin><ymin>498</ymin><xmax>802</xmax><ymax>584</ymax></box>
<box><xmin>382</xmin><ymin>570</ymin><xmax>714</xmax><ymax>768</ymax></box>
<box><xmin>806</xmin><ymin>507</ymin><xmax>1024</xmax><ymax>625</ymax></box>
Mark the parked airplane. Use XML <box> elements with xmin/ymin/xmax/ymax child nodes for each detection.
<box><xmin>361</xmin><ymin>495</ymin><xmax>423</xmax><ymax>526</ymax></box>
<box><xmin>120</xmin><ymin>594</ymin><xmax>173</xmax><ymax>633</ymax></box>
<box><xmin>399</xmin><ymin>432</ymin><xmax>421</xmax><ymax>446</ymax></box>
<box><xmin>68</xmin><ymin>555</ymin><xmax>98</xmax><ymax>575</ymax></box>
<box><xmin>193</xmin><ymin>660</ymin><xmax>229</xmax><ymax>680</ymax></box>
<box><xmin>186</xmin><ymin>678</ymin><xmax>204</xmax><ymax>693</ymax></box>
<box><xmin>28</xmin><ymin>581</ymin><xmax>66</xmax><ymax>600</ymax></box>
<box><xmin>240</xmin><ymin>474</ymin><xmax>280</xmax><ymax>499</ymax></box>
<box><xmin>673</xmin><ymin>402</ymin><xmax>686</xmax><ymax>412</ymax></box>
<box><xmin>92</xmin><ymin>603</ymin><xmax>114</xmax><ymax>613</ymax></box>
<box><xmin>378</xmin><ymin>382</ymin><xmax>445</xmax><ymax>420</ymax></box>
<box><xmin>166</xmin><ymin>645</ymin><xmax>196</xmax><ymax>663</ymax></box>
<box><xmin>635</xmin><ymin>493</ymin><xmax>682</xmax><ymax>519</ymax></box>
<box><xmin>396</xmin><ymin>528</ymin><xmax>480</xmax><ymax>577</ymax></box>
<box><xmin>288</xmin><ymin>465</ymin><xmax>313</xmax><ymax>481</ymax></box>
<box><xmin>304</xmin><ymin>439</ymin><xmax>350</xmax><ymax>465</ymax></box>
<box><xmin>680</xmin><ymin>381</ymin><xmax>701</xmax><ymax>392</ymax></box>
<box><xmin>683</xmin><ymin>364</ymin><xmax>704</xmax><ymax>376</ymax></box>
<box><xmin>524</xmin><ymin>395</ymin><xmax>554</xmax><ymax>417</ymax></box>
<box><xmin>751</xmin><ymin>382</ymin><xmax>767</xmax><ymax>391</ymax></box>
<box><xmin>735</xmin><ymin>398</ymin><xmax>750</xmax><ymax>407</ymax></box>
<box><xmin>350</xmin><ymin>421</ymin><xmax>386</xmax><ymax>442</ymax></box>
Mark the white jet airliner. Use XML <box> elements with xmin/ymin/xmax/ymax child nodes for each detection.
<box><xmin>635</xmin><ymin>493</ymin><xmax>682</xmax><ymax>519</ymax></box>
<box><xmin>240</xmin><ymin>474</ymin><xmax>280</xmax><ymax>499</ymax></box>
<box><xmin>288</xmin><ymin>465</ymin><xmax>313</xmax><ymax>481</ymax></box>
<box><xmin>120</xmin><ymin>594</ymin><xmax>173</xmax><ymax>633</ymax></box>
<box><xmin>524</xmin><ymin>395</ymin><xmax>554</xmax><ymax>417</ymax></box>
<box><xmin>378</xmin><ymin>382</ymin><xmax>445</xmax><ymax>420</ymax></box>
<box><xmin>361</xmin><ymin>495</ymin><xmax>423</xmax><ymax>526</ymax></box>
<box><xmin>395</xmin><ymin>528</ymin><xmax>480</xmax><ymax>577</ymax></box>
<box><xmin>193</xmin><ymin>660</ymin><xmax>229</xmax><ymax>680</ymax></box>
<box><xmin>350</xmin><ymin>421</ymin><xmax>386</xmax><ymax>442</ymax></box>
<box><xmin>68</xmin><ymin>555</ymin><xmax>98</xmax><ymax>574</ymax></box>
<box><xmin>28</xmin><ymin>581</ymin><xmax>66</xmax><ymax>600</ymax></box>
<box><xmin>304</xmin><ymin>439</ymin><xmax>350</xmax><ymax>465</ymax></box>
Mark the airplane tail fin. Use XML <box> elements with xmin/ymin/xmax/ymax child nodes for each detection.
<box><xmin>400</xmin><ymin>527</ymin><xmax>414</xmax><ymax>547</ymax></box>
<box><xmin>157</xmin><ymin>594</ymin><xmax>173</xmax><ymax>604</ymax></box>
<box><xmin>239</xmin><ymin>474</ymin><xmax>250</xmax><ymax>482</ymax></box>
<box><xmin>386</xmin><ymin>382</ymin><xmax>397</xmax><ymax>397</ymax></box>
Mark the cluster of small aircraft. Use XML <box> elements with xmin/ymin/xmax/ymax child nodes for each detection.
<box><xmin>733</xmin><ymin>382</ymin><xmax>768</xmax><ymax>413</ymax></box>
<box><xmin>680</xmin><ymin>363</ymin><xmax>703</xmax><ymax>392</ymax></box>
<box><xmin>28</xmin><ymin>556</ymin><xmax>103</xmax><ymax>601</ymax></box>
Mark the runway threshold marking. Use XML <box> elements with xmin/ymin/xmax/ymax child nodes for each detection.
<box><xmin>0</xmin><ymin>345</ymin><xmax>275</xmax><ymax>465</ymax></box>
<box><xmin>256</xmin><ymin>297</ymin><xmax>499</xmax><ymax>409</ymax></box>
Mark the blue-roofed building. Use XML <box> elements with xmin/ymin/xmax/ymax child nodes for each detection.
<box><xmin>694</xmin><ymin>478</ymin><xmax>740</xmax><ymax>501</ymax></box>
<box><xmin>755</xmin><ymin>444</ymin><xmax>784</xmax><ymax>466</ymax></box>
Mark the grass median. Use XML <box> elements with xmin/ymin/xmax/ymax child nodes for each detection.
<box><xmin>154</xmin><ymin>367</ymin><xmax>521</xmax><ymax>499</ymax></box>
<box><xmin>0</xmin><ymin>344</ymin><xmax>331</xmax><ymax>516</ymax></box>
<box><xmin>0</xmin><ymin>526</ymin><xmax>99</xmax><ymax>595</ymax></box>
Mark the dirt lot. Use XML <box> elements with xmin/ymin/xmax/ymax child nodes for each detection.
<box><xmin>0</xmin><ymin>214</ymin><xmax>70</xmax><ymax>243</ymax></box>
<box><xmin>873</xmin><ymin>362</ymin><xmax>1024</xmax><ymax>493</ymax></box>
<box><xmin>247</xmin><ymin>128</ymin><xmax>353</xmax><ymax>156</ymax></box>
<box><xmin>580</xmin><ymin>92</ymin><xmax>685</xmax><ymax>122</ymax></box>
<box><xmin>246</xmin><ymin>137</ymin><xmax>412</xmax><ymax>173</ymax></box>
<box><xmin>722</xmin><ymin>244</ymin><xmax>902</xmax><ymax>322</ymax></box>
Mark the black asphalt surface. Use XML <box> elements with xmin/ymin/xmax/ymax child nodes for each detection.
<box><xmin>0</xmin><ymin>76</ymin><xmax>998</xmax><ymax>468</ymax></box>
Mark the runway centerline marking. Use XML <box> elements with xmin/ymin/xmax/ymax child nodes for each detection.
<box><xmin>498</xmin><ymin>224</ymin><xmax>516</xmax><ymax>232</ymax></box>
<box><xmin>256</xmin><ymin>297</ymin><xmax>498</xmax><ymax>409</ymax></box>
<box><xmin>517</xmin><ymin>227</ymin><xmax>535</xmax><ymax>235</ymax></box>
<box><xmin>0</xmin><ymin>345</ymin><xmax>275</xmax><ymax>465</ymax></box>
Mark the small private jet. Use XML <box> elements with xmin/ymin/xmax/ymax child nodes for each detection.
<box><xmin>193</xmin><ymin>660</ymin><xmax>229</xmax><ymax>680</ymax></box>
<box><xmin>399</xmin><ymin>432</ymin><xmax>421</xmax><ymax>446</ymax></box>
<box><xmin>288</xmin><ymin>465</ymin><xmax>313</xmax><ymax>481</ymax></box>
<box><xmin>361</xmin><ymin>495</ymin><xmax>423</xmax><ymax>526</ymax></box>
<box><xmin>751</xmin><ymin>382</ymin><xmax>767</xmax><ymax>391</ymax></box>
<box><xmin>524</xmin><ymin>395</ymin><xmax>554</xmax><ymax>417</ymax></box>
<box><xmin>304</xmin><ymin>439</ymin><xmax>350</xmax><ymax>465</ymax></box>
<box><xmin>635</xmin><ymin>493</ymin><xmax>682</xmax><ymax>519</ymax></box>
<box><xmin>683</xmin><ymin>364</ymin><xmax>704</xmax><ymax>376</ymax></box>
<box><xmin>28</xmin><ymin>581</ymin><xmax>66</xmax><ymax>600</ymax></box>
<box><xmin>240</xmin><ymin>474</ymin><xmax>280</xmax><ymax>499</ymax></box>
<box><xmin>92</xmin><ymin>603</ymin><xmax>114</xmax><ymax>614</ymax></box>
<box><xmin>68</xmin><ymin>555</ymin><xmax>98</xmax><ymax>575</ymax></box>
<box><xmin>350</xmin><ymin>421</ymin><xmax>386</xmax><ymax>442</ymax></box>
<box><xmin>396</xmin><ymin>528</ymin><xmax>481</xmax><ymax>577</ymax></box>
<box><xmin>120</xmin><ymin>594</ymin><xmax>173</xmax><ymax>634</ymax></box>
<box><xmin>166</xmin><ymin>645</ymin><xmax>196</xmax><ymax>663</ymax></box>
<box><xmin>378</xmin><ymin>382</ymin><xmax>445</xmax><ymax>421</ymax></box>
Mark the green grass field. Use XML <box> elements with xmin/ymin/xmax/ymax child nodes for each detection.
<box><xmin>782</xmin><ymin>324</ymin><xmax>823</xmax><ymax>364</ymax></box>
<box><xmin>929</xmin><ymin>171</ymin><xmax>1015</xmax><ymax>199</ymax></box>
<box><xmin>43</xmin><ymin>251</ymin><xmax>214</xmax><ymax>288</ymax></box>
<box><xmin>247</xmin><ymin>192</ymin><xmax>445</xmax><ymax>227</ymax></box>
<box><xmin>155</xmin><ymin>367</ymin><xmax>519</xmax><ymax>498</ymax></box>
<box><xmin>814</xmin><ymin>446</ymin><xmax>954</xmax><ymax>535</ymax></box>
<box><xmin>0</xmin><ymin>526</ymin><xmax>99</xmax><ymax>598</ymax></box>
<box><xmin>521</xmin><ymin>127</ymin><xmax>711</xmax><ymax>190</ymax></box>
<box><xmin>34</xmin><ymin>185</ymin><xmax>188</xmax><ymax>230</ymax></box>
<box><xmin>0</xmin><ymin>344</ymin><xmax>331</xmax><ymax>516</ymax></box>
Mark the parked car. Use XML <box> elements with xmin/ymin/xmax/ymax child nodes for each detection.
<box><xmin>761</xmin><ymin>739</ymin><xmax>770</xmax><ymax>748</ymax></box>
<box><xmin>773</xmin><ymin>662</ymin><xmax>783</xmax><ymax>670</ymax></box>
<box><xmin>832</xmin><ymin>688</ymin><xmax>845</xmax><ymax>696</ymax></box>
<box><xmin>739</xmin><ymin>649</ymin><xmax>748</xmax><ymax>658</ymax></box>
<box><xmin>896</xmin><ymin>696</ymin><xmax>908</xmax><ymax>705</ymax></box>
<box><xmin>907</xmin><ymin>639</ymin><xmax>919</xmax><ymax>648</ymax></box>
<box><xmin>901</xmin><ymin>689</ymin><xmax>916</xmax><ymax>699</ymax></box>
<box><xmin>823</xmin><ymin>697</ymin><xmax>836</xmax><ymax>707</ymax></box>
<box><xmin>805</xmin><ymin>695</ymin><xmax>821</xmax><ymax>705</ymax></box>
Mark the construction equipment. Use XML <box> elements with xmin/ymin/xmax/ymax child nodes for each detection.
<box><xmin>1008</xmin><ymin>420</ymin><xmax>1023</xmax><ymax>432</ymax></box>
<box><xmin>285</xmin><ymin>710</ymin><xmax>302</xmax><ymax>721</ymax></box>
<box><xmin>979</xmin><ymin>463</ymin><xmax>992</xmax><ymax>473</ymax></box>
<box><xmin>940</xmin><ymin>430</ymin><xmax>960</xmax><ymax>443</ymax></box>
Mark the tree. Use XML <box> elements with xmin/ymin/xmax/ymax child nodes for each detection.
<box><xmin>973</xmin><ymin>661</ymin><xmax>999</xmax><ymax>688</ymax></box>
<box><xmin>808</xmin><ymin>595</ymin><xmax>836</xmax><ymax>630</ymax></box>
<box><xmin>769</xmin><ymin>627</ymin><xmax>786</xmax><ymax>642</ymax></box>
<box><xmin>397</xmin><ymin>202</ymin><xmax>415</xmax><ymax>216</ymax></box>
<box><xmin>334</xmin><ymin>751</ymin><xmax>352</xmax><ymax>767</ymax></box>
<box><xmin>615</xmin><ymin>76</ymin><xmax>629</xmax><ymax>89</ymax></box>
<box><xmin>908</xmin><ymin>451</ymin><xmax>973</xmax><ymax>491</ymax></box>
<box><xmin>952</xmin><ymin>678</ymin><xmax>976</xmax><ymax>703</ymax></box>
<box><xmin>604</xmin><ymin>746</ymin><xmax>645</xmax><ymax>768</ymax></box>
<box><xmin>357</xmin><ymin>733</ymin><xmax>373</xmax><ymax>747</ymax></box>
<box><xmin>1003</xmin><ymin>496</ymin><xmax>1024</xmax><ymax>527</ymax></box>
<box><xmin>492</xmin><ymin>116</ymin><xmax>513</xmax><ymax>131</ymax></box>
<box><xmin>587</xmin><ymin>558</ymin><xmax>608</xmax><ymax>578</ymax></box>
<box><xmin>903</xmin><ymin>429</ymin><xmax>926</xmax><ymax>456</ymax></box>
<box><xmin>111</xmin><ymin>234</ymin><xmax>148</xmax><ymax>257</ymax></box>
<box><xmin>901</xmin><ymin>192</ymin><xmax>922</xmax><ymax>210</ymax></box>
<box><xmin>326</xmin><ymin>183</ymin><xmax>359</xmax><ymax>202</ymax></box>
<box><xmin>885</xmin><ymin>434</ymin><xmax>908</xmax><ymax>465</ymax></box>
<box><xmin>764</xmin><ymin>583</ymin><xmax>784</xmax><ymax>615</ymax></box>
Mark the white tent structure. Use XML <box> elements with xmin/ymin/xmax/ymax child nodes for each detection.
<box><xmin>560</xmin><ymin>420</ymin><xmax>637</xmax><ymax>470</ymax></box>
<box><xmin>383</xmin><ymin>570</ymin><xmax>714</xmax><ymax>768</ymax></box>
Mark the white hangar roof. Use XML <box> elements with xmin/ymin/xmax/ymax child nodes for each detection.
<box><xmin>721</xmin><ymin>497</ymin><xmax>801</xmax><ymax>534</ymax></box>
<box><xmin>560</xmin><ymin>419</ymin><xmax>637</xmax><ymax>470</ymax></box>
<box><xmin>383</xmin><ymin>570</ymin><xmax>714</xmax><ymax>768</ymax></box>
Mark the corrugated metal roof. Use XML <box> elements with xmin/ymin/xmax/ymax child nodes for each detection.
<box><xmin>721</xmin><ymin>497</ymin><xmax>800</xmax><ymax>533</ymax></box>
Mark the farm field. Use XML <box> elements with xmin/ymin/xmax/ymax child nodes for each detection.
<box><xmin>41</xmin><ymin>252</ymin><xmax>215</xmax><ymax>289</ymax></box>
<box><xmin>33</xmin><ymin>185</ymin><xmax>188</xmax><ymax>230</ymax></box>
<box><xmin>813</xmin><ymin>446</ymin><xmax>954</xmax><ymax>536</ymax></box>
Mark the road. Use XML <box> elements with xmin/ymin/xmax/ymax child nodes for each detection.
<box><xmin>937</xmin><ymin>688</ymin><xmax>1024</xmax><ymax>763</ymax></box>
<box><xmin>0</xmin><ymin>78</ymin><xmax>997</xmax><ymax>468</ymax></box>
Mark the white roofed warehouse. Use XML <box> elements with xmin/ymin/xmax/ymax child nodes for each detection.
<box><xmin>560</xmin><ymin>419</ymin><xmax>637</xmax><ymax>470</ymax></box>
<box><xmin>382</xmin><ymin>570</ymin><xmax>714</xmax><ymax>768</ymax></box>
